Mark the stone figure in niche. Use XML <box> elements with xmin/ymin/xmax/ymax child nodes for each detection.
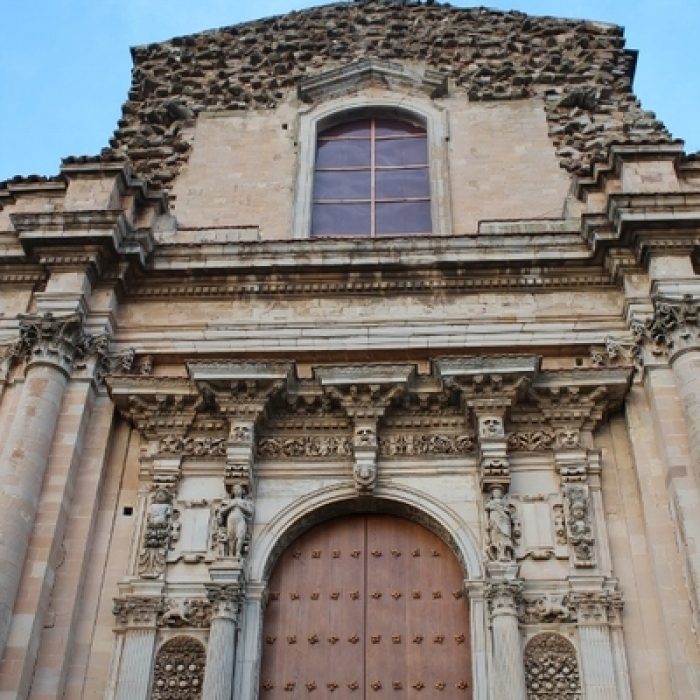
<box><xmin>485</xmin><ymin>486</ymin><xmax>519</xmax><ymax>562</ymax></box>
<box><xmin>566</xmin><ymin>486</ymin><xmax>594</xmax><ymax>566</ymax></box>
<box><xmin>216</xmin><ymin>484</ymin><xmax>254</xmax><ymax>558</ymax></box>
<box><xmin>138</xmin><ymin>489</ymin><xmax>175</xmax><ymax>578</ymax></box>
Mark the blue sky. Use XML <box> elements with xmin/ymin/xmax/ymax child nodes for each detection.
<box><xmin>0</xmin><ymin>0</ymin><xmax>697</xmax><ymax>182</ymax></box>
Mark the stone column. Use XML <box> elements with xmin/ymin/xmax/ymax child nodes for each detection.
<box><xmin>112</xmin><ymin>596</ymin><xmax>162</xmax><ymax>700</ymax></box>
<box><xmin>572</xmin><ymin>591</ymin><xmax>619</xmax><ymax>700</ymax></box>
<box><xmin>202</xmin><ymin>582</ymin><xmax>244</xmax><ymax>700</ymax></box>
<box><xmin>0</xmin><ymin>313</ymin><xmax>84</xmax><ymax>657</ymax></box>
<box><xmin>671</xmin><ymin>347</ymin><xmax>700</xmax><ymax>475</ymax></box>
<box><xmin>486</xmin><ymin>577</ymin><xmax>527</xmax><ymax>700</ymax></box>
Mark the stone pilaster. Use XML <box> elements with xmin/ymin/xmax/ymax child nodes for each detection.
<box><xmin>0</xmin><ymin>312</ymin><xmax>88</xmax><ymax>658</ymax></box>
<box><xmin>485</xmin><ymin>570</ymin><xmax>527</xmax><ymax>700</ymax></box>
<box><xmin>112</xmin><ymin>596</ymin><xmax>163</xmax><ymax>700</ymax></box>
<box><xmin>571</xmin><ymin>590</ymin><xmax>620</xmax><ymax>700</ymax></box>
<box><xmin>201</xmin><ymin>578</ymin><xmax>244</xmax><ymax>700</ymax></box>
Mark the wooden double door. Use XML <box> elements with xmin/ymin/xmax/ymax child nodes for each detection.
<box><xmin>260</xmin><ymin>514</ymin><xmax>471</xmax><ymax>698</ymax></box>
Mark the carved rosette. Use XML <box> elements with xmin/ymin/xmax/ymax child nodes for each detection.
<box><xmin>151</xmin><ymin>636</ymin><xmax>206</xmax><ymax>700</ymax></box>
<box><xmin>113</xmin><ymin>596</ymin><xmax>164</xmax><ymax>628</ymax></box>
<box><xmin>523</xmin><ymin>633</ymin><xmax>581</xmax><ymax>699</ymax></box>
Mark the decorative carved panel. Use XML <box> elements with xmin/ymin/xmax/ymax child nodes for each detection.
<box><xmin>151</xmin><ymin>635</ymin><xmax>206</xmax><ymax>700</ymax></box>
<box><xmin>524</xmin><ymin>633</ymin><xmax>581</xmax><ymax>699</ymax></box>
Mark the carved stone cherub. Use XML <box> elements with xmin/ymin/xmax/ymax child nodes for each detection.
<box><xmin>215</xmin><ymin>484</ymin><xmax>254</xmax><ymax>558</ymax></box>
<box><xmin>485</xmin><ymin>486</ymin><xmax>519</xmax><ymax>562</ymax></box>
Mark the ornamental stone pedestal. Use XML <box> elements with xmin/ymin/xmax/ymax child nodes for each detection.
<box><xmin>0</xmin><ymin>313</ymin><xmax>85</xmax><ymax>657</ymax></box>
<box><xmin>201</xmin><ymin>567</ymin><xmax>245</xmax><ymax>700</ymax></box>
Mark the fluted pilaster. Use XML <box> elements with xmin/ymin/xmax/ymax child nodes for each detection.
<box><xmin>115</xmin><ymin>628</ymin><xmax>158</xmax><ymax>700</ymax></box>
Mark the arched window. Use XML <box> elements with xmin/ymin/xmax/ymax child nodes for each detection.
<box><xmin>311</xmin><ymin>117</ymin><xmax>432</xmax><ymax>237</ymax></box>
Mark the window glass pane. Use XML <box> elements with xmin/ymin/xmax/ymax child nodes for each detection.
<box><xmin>375</xmin><ymin>168</ymin><xmax>429</xmax><ymax>199</ymax></box>
<box><xmin>375</xmin><ymin>201</ymin><xmax>432</xmax><ymax>234</ymax></box>
<box><xmin>316</xmin><ymin>138</ymin><xmax>371</xmax><ymax>168</ymax></box>
<box><xmin>375</xmin><ymin>119</ymin><xmax>425</xmax><ymax>138</ymax></box>
<box><xmin>312</xmin><ymin>203</ymin><xmax>371</xmax><ymax>236</ymax></box>
<box><xmin>314</xmin><ymin>170</ymin><xmax>371</xmax><ymax>200</ymax></box>
<box><xmin>376</xmin><ymin>137</ymin><xmax>428</xmax><ymax>166</ymax></box>
<box><xmin>319</xmin><ymin>119</ymin><xmax>371</xmax><ymax>139</ymax></box>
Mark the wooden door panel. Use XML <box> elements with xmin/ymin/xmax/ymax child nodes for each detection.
<box><xmin>260</xmin><ymin>514</ymin><xmax>471</xmax><ymax>699</ymax></box>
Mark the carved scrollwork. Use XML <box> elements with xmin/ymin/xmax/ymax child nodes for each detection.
<box><xmin>159</xmin><ymin>435</ymin><xmax>227</xmax><ymax>457</ymax></box>
<box><xmin>633</xmin><ymin>294</ymin><xmax>699</xmax><ymax>357</ymax></box>
<box><xmin>257</xmin><ymin>435</ymin><xmax>352</xmax><ymax>459</ymax></box>
<box><xmin>379</xmin><ymin>432</ymin><xmax>475</xmax><ymax>456</ymax></box>
<box><xmin>151</xmin><ymin>636</ymin><xmax>206</xmax><ymax>700</ymax></box>
<box><xmin>524</xmin><ymin>633</ymin><xmax>581</xmax><ymax>699</ymax></box>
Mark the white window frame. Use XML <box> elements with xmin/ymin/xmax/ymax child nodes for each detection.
<box><xmin>292</xmin><ymin>94</ymin><xmax>452</xmax><ymax>239</ymax></box>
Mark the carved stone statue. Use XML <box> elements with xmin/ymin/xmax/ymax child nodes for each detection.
<box><xmin>215</xmin><ymin>484</ymin><xmax>254</xmax><ymax>558</ymax></box>
<box><xmin>485</xmin><ymin>486</ymin><xmax>518</xmax><ymax>562</ymax></box>
<box><xmin>139</xmin><ymin>489</ymin><xmax>175</xmax><ymax>578</ymax></box>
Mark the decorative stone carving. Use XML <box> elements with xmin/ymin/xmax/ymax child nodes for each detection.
<box><xmin>205</xmin><ymin>582</ymin><xmax>244</xmax><ymax>619</ymax></box>
<box><xmin>523</xmin><ymin>633</ymin><xmax>581</xmax><ymax>699</ymax></box>
<box><xmin>379</xmin><ymin>432</ymin><xmax>475</xmax><ymax>456</ymax></box>
<box><xmin>139</xmin><ymin>489</ymin><xmax>177</xmax><ymax>578</ymax></box>
<box><xmin>213</xmin><ymin>484</ymin><xmax>254</xmax><ymax>559</ymax></box>
<box><xmin>257</xmin><ymin>435</ymin><xmax>352</xmax><ymax>459</ymax></box>
<box><xmin>569</xmin><ymin>589</ymin><xmax>623</xmax><ymax>625</ymax></box>
<box><xmin>633</xmin><ymin>294</ymin><xmax>700</xmax><ymax>357</ymax></box>
<box><xmin>564</xmin><ymin>486</ymin><xmax>595</xmax><ymax>568</ymax></box>
<box><xmin>485</xmin><ymin>486</ymin><xmax>520</xmax><ymax>562</ymax></box>
<box><xmin>151</xmin><ymin>636</ymin><xmax>206</xmax><ymax>700</ymax></box>
<box><xmin>479</xmin><ymin>415</ymin><xmax>505</xmax><ymax>439</ymax></box>
<box><xmin>507</xmin><ymin>429</ymin><xmax>555</xmax><ymax>451</ymax></box>
<box><xmin>113</xmin><ymin>596</ymin><xmax>164</xmax><ymax>628</ymax></box>
<box><xmin>485</xmin><ymin>579</ymin><xmax>522</xmax><ymax>616</ymax></box>
<box><xmin>520</xmin><ymin>594</ymin><xmax>576</xmax><ymax>624</ymax></box>
<box><xmin>158</xmin><ymin>434</ymin><xmax>227</xmax><ymax>457</ymax></box>
<box><xmin>14</xmin><ymin>312</ymin><xmax>104</xmax><ymax>375</ymax></box>
<box><xmin>353</xmin><ymin>424</ymin><xmax>377</xmax><ymax>493</ymax></box>
<box><xmin>589</xmin><ymin>336</ymin><xmax>639</xmax><ymax>369</ymax></box>
<box><xmin>159</xmin><ymin>598</ymin><xmax>212</xmax><ymax>629</ymax></box>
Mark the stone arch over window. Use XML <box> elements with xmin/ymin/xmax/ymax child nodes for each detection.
<box><xmin>151</xmin><ymin>635</ymin><xmax>206</xmax><ymax>700</ymax></box>
<box><xmin>523</xmin><ymin>632</ymin><xmax>581</xmax><ymax>699</ymax></box>
<box><xmin>293</xmin><ymin>93</ymin><xmax>451</xmax><ymax>238</ymax></box>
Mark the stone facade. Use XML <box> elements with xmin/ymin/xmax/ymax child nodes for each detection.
<box><xmin>0</xmin><ymin>2</ymin><xmax>699</xmax><ymax>699</ymax></box>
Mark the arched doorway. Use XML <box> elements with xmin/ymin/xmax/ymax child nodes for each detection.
<box><xmin>259</xmin><ymin>513</ymin><xmax>471</xmax><ymax>697</ymax></box>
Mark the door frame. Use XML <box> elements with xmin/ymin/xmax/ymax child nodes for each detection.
<box><xmin>235</xmin><ymin>482</ymin><xmax>488</xmax><ymax>700</ymax></box>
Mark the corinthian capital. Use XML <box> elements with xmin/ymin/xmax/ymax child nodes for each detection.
<box><xmin>17</xmin><ymin>312</ymin><xmax>87</xmax><ymax>374</ymax></box>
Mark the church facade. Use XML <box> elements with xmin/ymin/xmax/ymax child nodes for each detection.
<box><xmin>0</xmin><ymin>2</ymin><xmax>699</xmax><ymax>698</ymax></box>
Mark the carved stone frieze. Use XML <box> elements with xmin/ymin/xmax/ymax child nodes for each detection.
<box><xmin>159</xmin><ymin>434</ymin><xmax>227</xmax><ymax>457</ymax></box>
<box><xmin>523</xmin><ymin>633</ymin><xmax>582</xmax><ymax>699</ymax></box>
<box><xmin>151</xmin><ymin>636</ymin><xmax>206</xmax><ymax>700</ymax></box>
<box><xmin>520</xmin><ymin>594</ymin><xmax>576</xmax><ymax>624</ymax></box>
<box><xmin>113</xmin><ymin>596</ymin><xmax>164</xmax><ymax>628</ymax></box>
<box><xmin>257</xmin><ymin>435</ymin><xmax>352</xmax><ymax>459</ymax></box>
<box><xmin>589</xmin><ymin>335</ymin><xmax>639</xmax><ymax>369</ymax></box>
<box><xmin>159</xmin><ymin>598</ymin><xmax>213</xmax><ymax>628</ymax></box>
<box><xmin>379</xmin><ymin>432</ymin><xmax>475</xmax><ymax>457</ymax></box>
